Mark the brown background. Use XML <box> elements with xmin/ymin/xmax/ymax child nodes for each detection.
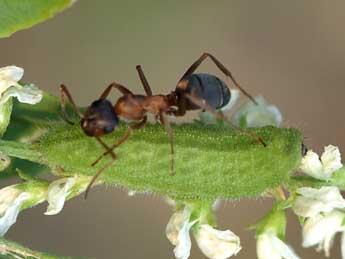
<box><xmin>1</xmin><ymin>0</ymin><xmax>345</xmax><ymax>258</ymax></box>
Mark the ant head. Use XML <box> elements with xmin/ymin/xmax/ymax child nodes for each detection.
<box><xmin>81</xmin><ymin>99</ymin><xmax>119</xmax><ymax>137</ymax></box>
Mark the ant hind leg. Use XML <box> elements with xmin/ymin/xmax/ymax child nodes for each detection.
<box><xmin>184</xmin><ymin>93</ymin><xmax>266</xmax><ymax>147</ymax></box>
<box><xmin>177</xmin><ymin>53</ymin><xmax>258</xmax><ymax>105</ymax></box>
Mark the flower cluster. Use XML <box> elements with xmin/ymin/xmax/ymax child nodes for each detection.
<box><xmin>166</xmin><ymin>202</ymin><xmax>241</xmax><ymax>259</ymax></box>
<box><xmin>293</xmin><ymin>145</ymin><xmax>345</xmax><ymax>257</ymax></box>
<box><xmin>0</xmin><ymin>66</ymin><xmax>44</xmax><ymax>170</ymax></box>
<box><xmin>0</xmin><ymin>175</ymin><xmax>91</xmax><ymax>236</ymax></box>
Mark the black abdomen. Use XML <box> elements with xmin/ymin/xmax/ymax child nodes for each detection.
<box><xmin>185</xmin><ymin>73</ymin><xmax>231</xmax><ymax>110</ymax></box>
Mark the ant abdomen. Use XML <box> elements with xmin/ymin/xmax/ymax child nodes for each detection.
<box><xmin>185</xmin><ymin>73</ymin><xmax>231</xmax><ymax>110</ymax></box>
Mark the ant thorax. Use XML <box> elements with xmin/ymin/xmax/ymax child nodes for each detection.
<box><xmin>114</xmin><ymin>94</ymin><xmax>146</xmax><ymax>121</ymax></box>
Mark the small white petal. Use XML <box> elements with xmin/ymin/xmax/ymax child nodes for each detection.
<box><xmin>321</xmin><ymin>145</ymin><xmax>343</xmax><ymax>176</ymax></box>
<box><xmin>0</xmin><ymin>66</ymin><xmax>23</xmax><ymax>94</ymax></box>
<box><xmin>174</xmin><ymin>220</ymin><xmax>197</xmax><ymax>259</ymax></box>
<box><xmin>194</xmin><ymin>224</ymin><xmax>241</xmax><ymax>259</ymax></box>
<box><xmin>45</xmin><ymin>177</ymin><xmax>75</xmax><ymax>215</ymax></box>
<box><xmin>0</xmin><ymin>186</ymin><xmax>21</xmax><ymax>216</ymax></box>
<box><xmin>300</xmin><ymin>145</ymin><xmax>343</xmax><ymax>180</ymax></box>
<box><xmin>257</xmin><ymin>233</ymin><xmax>300</xmax><ymax>259</ymax></box>
<box><xmin>302</xmin><ymin>214</ymin><xmax>331</xmax><ymax>248</ymax></box>
<box><xmin>293</xmin><ymin>187</ymin><xmax>345</xmax><ymax>218</ymax></box>
<box><xmin>0</xmin><ymin>84</ymin><xmax>43</xmax><ymax>105</ymax></box>
<box><xmin>270</xmin><ymin>235</ymin><xmax>300</xmax><ymax>259</ymax></box>
<box><xmin>299</xmin><ymin>150</ymin><xmax>324</xmax><ymax>179</ymax></box>
<box><xmin>257</xmin><ymin>234</ymin><xmax>283</xmax><ymax>259</ymax></box>
<box><xmin>166</xmin><ymin>210</ymin><xmax>186</xmax><ymax>246</ymax></box>
<box><xmin>0</xmin><ymin>192</ymin><xmax>29</xmax><ymax>236</ymax></box>
<box><xmin>302</xmin><ymin>210</ymin><xmax>345</xmax><ymax>256</ymax></box>
<box><xmin>232</xmin><ymin>96</ymin><xmax>282</xmax><ymax>128</ymax></box>
<box><xmin>318</xmin><ymin>231</ymin><xmax>336</xmax><ymax>257</ymax></box>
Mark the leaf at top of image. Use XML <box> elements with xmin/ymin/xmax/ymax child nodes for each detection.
<box><xmin>0</xmin><ymin>0</ymin><xmax>77</xmax><ymax>38</ymax></box>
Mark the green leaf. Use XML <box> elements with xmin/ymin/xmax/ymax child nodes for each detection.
<box><xmin>0</xmin><ymin>237</ymin><xmax>90</xmax><ymax>259</ymax></box>
<box><xmin>0</xmin><ymin>0</ymin><xmax>77</xmax><ymax>38</ymax></box>
<box><xmin>0</xmin><ymin>122</ymin><xmax>303</xmax><ymax>200</ymax></box>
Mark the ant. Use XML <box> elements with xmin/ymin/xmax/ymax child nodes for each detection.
<box><xmin>60</xmin><ymin>53</ymin><xmax>266</xmax><ymax>199</ymax></box>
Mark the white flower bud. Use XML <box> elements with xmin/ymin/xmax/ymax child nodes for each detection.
<box><xmin>302</xmin><ymin>210</ymin><xmax>345</xmax><ymax>257</ymax></box>
<box><xmin>232</xmin><ymin>96</ymin><xmax>282</xmax><ymax>128</ymax></box>
<box><xmin>166</xmin><ymin>210</ymin><xmax>187</xmax><ymax>246</ymax></box>
<box><xmin>194</xmin><ymin>224</ymin><xmax>241</xmax><ymax>259</ymax></box>
<box><xmin>292</xmin><ymin>187</ymin><xmax>345</xmax><ymax>218</ymax></box>
<box><xmin>0</xmin><ymin>66</ymin><xmax>23</xmax><ymax>94</ymax></box>
<box><xmin>299</xmin><ymin>145</ymin><xmax>342</xmax><ymax>180</ymax></box>
<box><xmin>45</xmin><ymin>177</ymin><xmax>76</xmax><ymax>215</ymax></box>
<box><xmin>174</xmin><ymin>220</ymin><xmax>197</xmax><ymax>259</ymax></box>
<box><xmin>0</xmin><ymin>185</ymin><xmax>30</xmax><ymax>236</ymax></box>
<box><xmin>257</xmin><ymin>232</ymin><xmax>300</xmax><ymax>259</ymax></box>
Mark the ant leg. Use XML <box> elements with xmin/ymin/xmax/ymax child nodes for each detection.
<box><xmin>99</xmin><ymin>82</ymin><xmax>134</xmax><ymax>99</ymax></box>
<box><xmin>178</xmin><ymin>53</ymin><xmax>258</xmax><ymax>105</ymax></box>
<box><xmin>171</xmin><ymin>80</ymin><xmax>188</xmax><ymax>117</ymax></box>
<box><xmin>91</xmin><ymin>116</ymin><xmax>148</xmax><ymax>167</ymax></box>
<box><xmin>136</xmin><ymin>65</ymin><xmax>153</xmax><ymax>96</ymax></box>
<box><xmin>159</xmin><ymin>112</ymin><xmax>175</xmax><ymax>175</ymax></box>
<box><xmin>84</xmin><ymin>158</ymin><xmax>115</xmax><ymax>199</ymax></box>
<box><xmin>60</xmin><ymin>84</ymin><xmax>83</xmax><ymax>125</ymax></box>
<box><xmin>84</xmin><ymin>136</ymin><xmax>117</xmax><ymax>199</ymax></box>
<box><xmin>184</xmin><ymin>93</ymin><xmax>266</xmax><ymax>147</ymax></box>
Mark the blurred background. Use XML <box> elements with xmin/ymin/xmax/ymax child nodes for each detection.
<box><xmin>1</xmin><ymin>0</ymin><xmax>345</xmax><ymax>258</ymax></box>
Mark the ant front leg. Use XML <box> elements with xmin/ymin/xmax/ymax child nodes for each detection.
<box><xmin>60</xmin><ymin>84</ymin><xmax>83</xmax><ymax>124</ymax></box>
<box><xmin>136</xmin><ymin>65</ymin><xmax>153</xmax><ymax>96</ymax></box>
<box><xmin>184</xmin><ymin>93</ymin><xmax>266</xmax><ymax>147</ymax></box>
<box><xmin>84</xmin><ymin>136</ymin><xmax>117</xmax><ymax>199</ymax></box>
<box><xmin>159</xmin><ymin>111</ymin><xmax>175</xmax><ymax>175</ymax></box>
<box><xmin>91</xmin><ymin>116</ymin><xmax>148</xmax><ymax>167</ymax></box>
<box><xmin>178</xmin><ymin>53</ymin><xmax>258</xmax><ymax>105</ymax></box>
<box><xmin>99</xmin><ymin>82</ymin><xmax>134</xmax><ymax>100</ymax></box>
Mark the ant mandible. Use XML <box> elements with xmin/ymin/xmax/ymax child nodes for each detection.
<box><xmin>60</xmin><ymin>53</ymin><xmax>266</xmax><ymax>199</ymax></box>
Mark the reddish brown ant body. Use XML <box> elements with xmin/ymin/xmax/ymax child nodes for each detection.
<box><xmin>60</xmin><ymin>53</ymin><xmax>265</xmax><ymax>198</ymax></box>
